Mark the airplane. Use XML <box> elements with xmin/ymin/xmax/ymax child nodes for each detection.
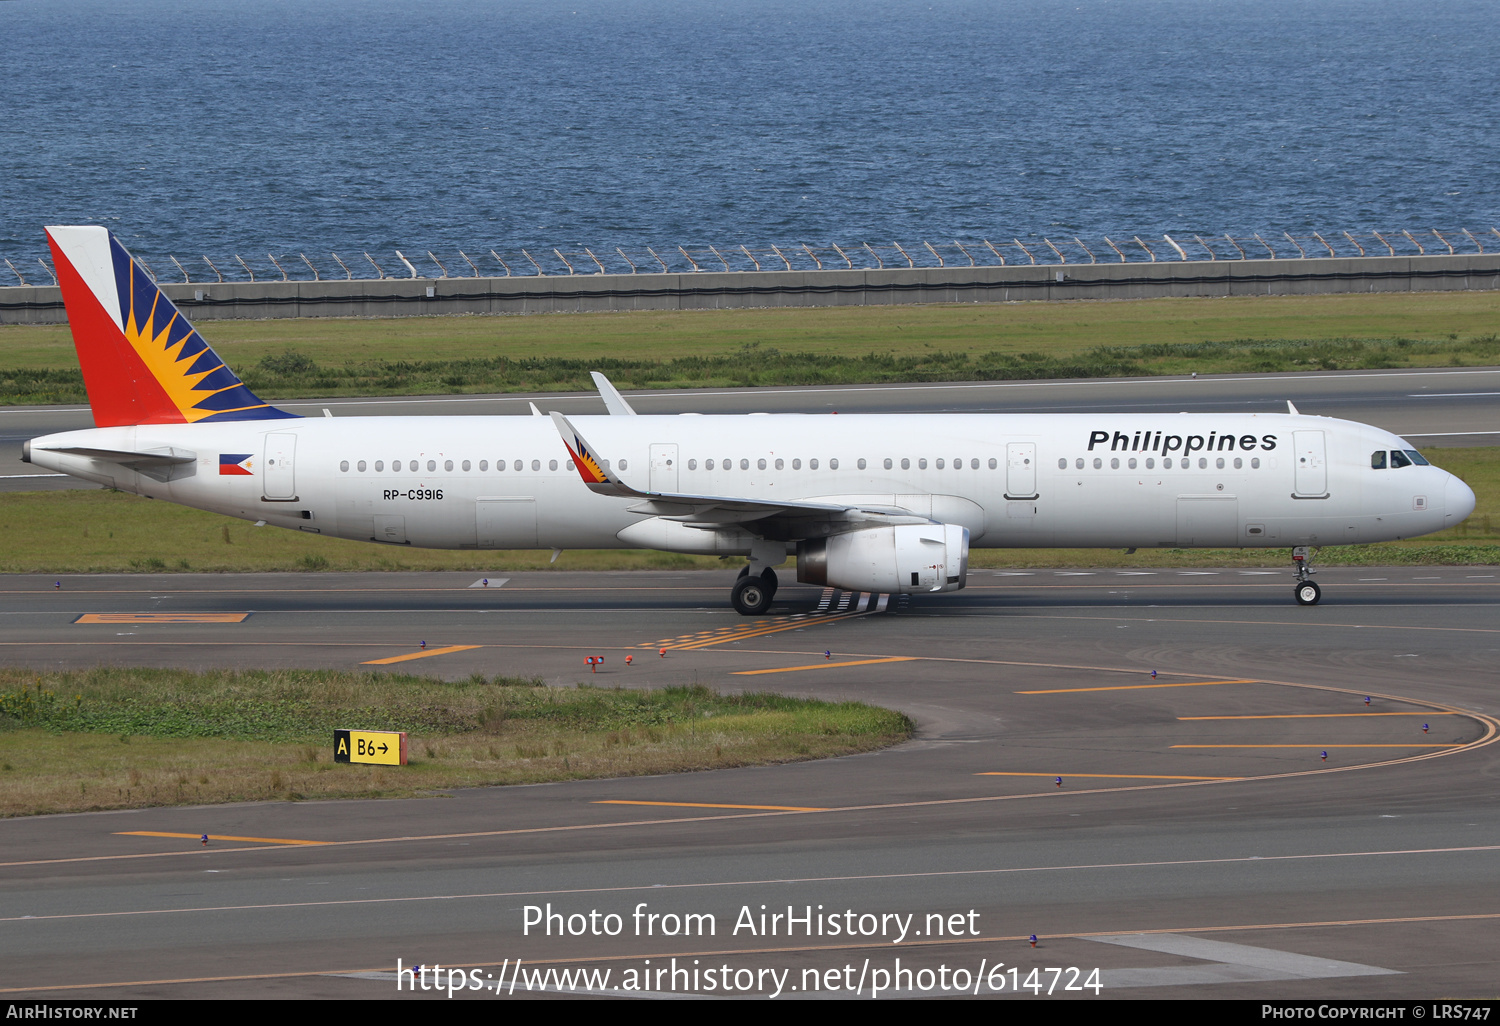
<box><xmin>21</xmin><ymin>226</ymin><xmax>1478</xmax><ymax>614</ymax></box>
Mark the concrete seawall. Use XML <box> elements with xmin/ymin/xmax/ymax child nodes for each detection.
<box><xmin>3</xmin><ymin>253</ymin><xmax>1497</xmax><ymax>325</ymax></box>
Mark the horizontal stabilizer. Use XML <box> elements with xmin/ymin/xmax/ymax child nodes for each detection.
<box><xmin>48</xmin><ymin>445</ymin><xmax>197</xmax><ymax>467</ymax></box>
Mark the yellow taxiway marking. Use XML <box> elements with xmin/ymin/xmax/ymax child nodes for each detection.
<box><xmin>115</xmin><ymin>831</ymin><xmax>331</xmax><ymax>846</ymax></box>
<box><xmin>1179</xmin><ymin>712</ymin><xmax>1461</xmax><ymax>721</ymax></box>
<box><xmin>1170</xmin><ymin>744</ymin><xmax>1464</xmax><ymax>749</ymax></box>
<box><xmin>74</xmin><ymin>612</ymin><xmax>250</xmax><ymax>624</ymax></box>
<box><xmin>1016</xmin><ymin>679</ymin><xmax>1253</xmax><ymax>694</ymax></box>
<box><xmin>733</xmin><ymin>656</ymin><xmax>917</xmax><ymax>676</ymax></box>
<box><xmin>361</xmin><ymin>644</ymin><xmax>483</xmax><ymax>665</ymax></box>
<box><xmin>593</xmin><ymin>800</ymin><xmax>829</xmax><ymax>812</ymax></box>
<box><xmin>975</xmin><ymin>772</ymin><xmax>1239</xmax><ymax>781</ymax></box>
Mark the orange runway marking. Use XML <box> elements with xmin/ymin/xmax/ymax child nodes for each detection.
<box><xmin>1016</xmin><ymin>679</ymin><xmax>1253</xmax><ymax>694</ymax></box>
<box><xmin>593</xmin><ymin>800</ymin><xmax>828</xmax><ymax>812</ymax></box>
<box><xmin>1179</xmin><ymin>712</ymin><xmax>1462</xmax><ymax>721</ymax></box>
<box><xmin>115</xmin><ymin>831</ymin><xmax>331</xmax><ymax>846</ymax></box>
<box><xmin>361</xmin><ymin>644</ymin><xmax>483</xmax><ymax>665</ymax></box>
<box><xmin>1170</xmin><ymin>744</ymin><xmax>1464</xmax><ymax>749</ymax></box>
<box><xmin>74</xmin><ymin>612</ymin><xmax>250</xmax><ymax>624</ymax></box>
<box><xmin>733</xmin><ymin>656</ymin><xmax>916</xmax><ymax>675</ymax></box>
<box><xmin>975</xmin><ymin>772</ymin><xmax>1238</xmax><ymax>781</ymax></box>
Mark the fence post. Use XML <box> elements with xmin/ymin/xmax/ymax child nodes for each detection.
<box><xmin>458</xmin><ymin>251</ymin><xmax>482</xmax><ymax>277</ymax></box>
<box><xmin>364</xmin><ymin>252</ymin><xmax>386</xmax><ymax>279</ymax></box>
<box><xmin>203</xmin><ymin>256</ymin><xmax>225</xmax><ymax>282</ymax></box>
<box><xmin>616</xmin><ymin>248</ymin><xmax>637</xmax><ymax>274</ymax></box>
<box><xmin>1430</xmin><ymin>229</ymin><xmax>1454</xmax><ymax>255</ymax></box>
<box><xmin>1224</xmin><ymin>234</ymin><xmax>1247</xmax><ymax>259</ymax></box>
<box><xmin>922</xmin><ymin>241</ymin><xmax>944</xmax><ymax>267</ymax></box>
<box><xmin>395</xmin><ymin>251</ymin><xmax>420</xmax><ymax>278</ymax></box>
<box><xmin>646</xmin><ymin>247</ymin><xmax>669</xmax><ymax>273</ymax></box>
<box><xmin>585</xmin><ymin>248</ymin><xmax>608</xmax><ymax>274</ymax></box>
<box><xmin>769</xmin><ymin>244</ymin><xmax>793</xmax><ymax>270</ymax></box>
<box><xmin>1312</xmin><ymin>232</ymin><xmax>1336</xmax><ymax>257</ymax></box>
<box><xmin>490</xmin><ymin>250</ymin><xmax>513</xmax><ymax>277</ymax></box>
<box><xmin>266</xmin><ymin>254</ymin><xmax>290</xmax><ymax>281</ymax></box>
<box><xmin>1282</xmin><ymin>232</ymin><xmax>1306</xmax><ymax>258</ymax></box>
<box><xmin>1042</xmin><ymin>238</ymin><xmax>1065</xmax><ymax>264</ymax></box>
<box><xmin>553</xmin><ymin>249</ymin><xmax>577</xmax><ymax>274</ymax></box>
<box><xmin>1072</xmin><ymin>237</ymin><xmax>1096</xmax><ymax>264</ymax></box>
<box><xmin>1372</xmin><ymin>231</ymin><xmax>1395</xmax><ymax>256</ymax></box>
<box><xmin>1400</xmin><ymin>230</ymin><xmax>1425</xmax><ymax>255</ymax></box>
<box><xmin>330</xmin><ymin>253</ymin><xmax>353</xmax><ymax>280</ymax></box>
<box><xmin>1342</xmin><ymin>232</ymin><xmax>1365</xmax><ymax>257</ymax></box>
<box><xmin>676</xmin><ymin>246</ymin><xmax>701</xmax><ymax>272</ymax></box>
<box><xmin>3</xmin><ymin>258</ymin><xmax>27</xmax><ymax>285</ymax></box>
<box><xmin>1251</xmin><ymin>234</ymin><xmax>1275</xmax><ymax>259</ymax></box>
<box><xmin>1193</xmin><ymin>235</ymin><xmax>1216</xmax><ymax>260</ymax></box>
<box><xmin>299</xmin><ymin>253</ymin><xmax>321</xmax><ymax>281</ymax></box>
<box><xmin>892</xmin><ymin>242</ymin><xmax>915</xmax><ymax>268</ymax></box>
<box><xmin>426</xmin><ymin>251</ymin><xmax>451</xmax><ymax>278</ymax></box>
<box><xmin>235</xmin><ymin>255</ymin><xmax>257</xmax><ymax>282</ymax></box>
<box><xmin>861</xmin><ymin>243</ymin><xmax>883</xmax><ymax>269</ymax></box>
<box><xmin>1163</xmin><ymin>235</ymin><xmax>1188</xmax><ymax>260</ymax></box>
<box><xmin>801</xmin><ymin>244</ymin><xmax>823</xmax><ymax>270</ymax></box>
<box><xmin>1132</xmin><ymin>237</ymin><xmax>1157</xmax><ymax>262</ymax></box>
<box><xmin>982</xmin><ymin>239</ymin><xmax>1005</xmax><ymax>265</ymax></box>
<box><xmin>522</xmin><ymin>249</ymin><xmax>547</xmax><ymax>275</ymax></box>
<box><xmin>169</xmin><ymin>255</ymin><xmax>192</xmax><ymax>283</ymax></box>
<box><xmin>953</xmin><ymin>240</ymin><xmax>976</xmax><ymax>267</ymax></box>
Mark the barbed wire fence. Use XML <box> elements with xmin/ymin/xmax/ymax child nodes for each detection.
<box><xmin>4</xmin><ymin>228</ymin><xmax>1498</xmax><ymax>287</ymax></box>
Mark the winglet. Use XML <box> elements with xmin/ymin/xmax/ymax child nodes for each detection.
<box><xmin>591</xmin><ymin>372</ymin><xmax>638</xmax><ymax>416</ymax></box>
<box><xmin>549</xmin><ymin>411</ymin><xmax>645</xmax><ymax>497</ymax></box>
<box><xmin>1287</xmin><ymin>401</ymin><xmax>1300</xmax><ymax>415</ymax></box>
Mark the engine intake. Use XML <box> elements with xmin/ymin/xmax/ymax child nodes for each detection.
<box><xmin>797</xmin><ymin>524</ymin><xmax>968</xmax><ymax>594</ymax></box>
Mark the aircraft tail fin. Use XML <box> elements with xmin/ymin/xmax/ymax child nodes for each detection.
<box><xmin>43</xmin><ymin>226</ymin><xmax>296</xmax><ymax>428</ymax></box>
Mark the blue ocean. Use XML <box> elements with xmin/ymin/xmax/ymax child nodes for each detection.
<box><xmin>2</xmin><ymin>0</ymin><xmax>1497</xmax><ymax>278</ymax></box>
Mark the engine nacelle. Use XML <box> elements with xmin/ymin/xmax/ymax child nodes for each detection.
<box><xmin>797</xmin><ymin>524</ymin><xmax>969</xmax><ymax>594</ymax></box>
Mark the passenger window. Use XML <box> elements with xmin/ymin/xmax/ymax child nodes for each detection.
<box><xmin>340</xmin><ymin>461</ymin><xmax>349</xmax><ymax>472</ymax></box>
<box><xmin>548</xmin><ymin>459</ymin><xmax>557</xmax><ymax>471</ymax></box>
<box><xmin>461</xmin><ymin>460</ymin><xmax>470</xmax><ymax>471</ymax></box>
<box><xmin>937</xmin><ymin>458</ymin><xmax>946</xmax><ymax>469</ymax></box>
<box><xmin>1074</xmin><ymin>458</ymin><xmax>1083</xmax><ymax>470</ymax></box>
<box><xmin>391</xmin><ymin>460</ymin><xmax>401</xmax><ymax>473</ymax></box>
<box><xmin>513</xmin><ymin>460</ymin><xmax>522</xmax><ymax>471</ymax></box>
<box><xmin>858</xmin><ymin>458</ymin><xmax>867</xmax><ymax>470</ymax></box>
<box><xmin>902</xmin><ymin>458</ymin><xmax>911</xmax><ymax>470</ymax></box>
<box><xmin>792</xmin><ymin>459</ymin><xmax>801</xmax><ymax>470</ymax></box>
<box><xmin>409</xmin><ymin>460</ymin><xmax>419</xmax><ymax>472</ymax></box>
<box><xmin>497</xmin><ymin>460</ymin><xmax>505</xmax><ymax>471</ymax></box>
<box><xmin>688</xmin><ymin>459</ymin><xmax>697</xmax><ymax>470</ymax></box>
<box><xmin>1251</xmin><ymin>458</ymin><xmax>1260</xmax><ymax>469</ymax></box>
<box><xmin>1406</xmin><ymin>450</ymin><xmax>1430</xmax><ymax>466</ymax></box>
<box><xmin>1371</xmin><ymin>451</ymin><xmax>1386</xmax><ymax>469</ymax></box>
<box><xmin>740</xmin><ymin>459</ymin><xmax>749</xmax><ymax>470</ymax></box>
<box><xmin>479</xmin><ymin>460</ymin><xmax>488</xmax><ymax>471</ymax></box>
<box><xmin>427</xmin><ymin>460</ymin><xmax>436</xmax><ymax>472</ymax></box>
<box><xmin>830</xmin><ymin>458</ymin><xmax>840</xmax><ymax>470</ymax></box>
<box><xmin>1215</xmin><ymin>457</ymin><xmax>1224</xmax><ymax>469</ymax></box>
<box><xmin>357</xmin><ymin>460</ymin><xmax>367</xmax><ymax>472</ymax></box>
<box><xmin>567</xmin><ymin>461</ymin><xmax>575</xmax><ymax>471</ymax></box>
<box><xmin>884</xmin><ymin>458</ymin><xmax>892</xmax><ymax>470</ymax></box>
<box><xmin>375</xmin><ymin>461</ymin><xmax>384</xmax><ymax>472</ymax></box>
<box><xmin>1390</xmin><ymin>450</ymin><xmax>1412</xmax><ymax>469</ymax></box>
<box><xmin>988</xmin><ymin>458</ymin><xmax>997</xmax><ymax>469</ymax></box>
<box><xmin>775</xmin><ymin>458</ymin><xmax>783</xmax><ymax>470</ymax></box>
<box><xmin>618</xmin><ymin>459</ymin><xmax>628</xmax><ymax>470</ymax></box>
<box><xmin>706</xmin><ymin>459</ymin><xmax>714</xmax><ymax>470</ymax></box>
<box><xmin>1127</xmin><ymin>458</ymin><xmax>1136</xmax><ymax>469</ymax></box>
<box><xmin>1233</xmin><ymin>457</ymin><xmax>1242</xmax><ymax>469</ymax></box>
<box><xmin>1198</xmin><ymin>458</ymin><xmax>1207</xmax><ymax>469</ymax></box>
<box><xmin>531</xmin><ymin>459</ymin><xmax>541</xmax><ymax>471</ymax></box>
<box><xmin>1146</xmin><ymin>458</ymin><xmax>1155</xmax><ymax>469</ymax></box>
<box><xmin>918</xmin><ymin>458</ymin><xmax>927</xmax><ymax>469</ymax></box>
<box><xmin>758</xmin><ymin>458</ymin><xmax>767</xmax><ymax>470</ymax></box>
<box><xmin>1058</xmin><ymin>458</ymin><xmax>1067</xmax><ymax>470</ymax></box>
<box><xmin>1110</xmin><ymin>458</ymin><xmax>1119</xmax><ymax>469</ymax></box>
<box><xmin>722</xmin><ymin>457</ymin><xmax>731</xmax><ymax>470</ymax></box>
<box><xmin>810</xmin><ymin>459</ymin><xmax>819</xmax><ymax>470</ymax></box>
<box><xmin>971</xmin><ymin>458</ymin><xmax>979</xmax><ymax>470</ymax></box>
<box><xmin>444</xmin><ymin>460</ymin><xmax>454</xmax><ymax>472</ymax></box>
<box><xmin>1093</xmin><ymin>458</ymin><xmax>1102</xmax><ymax>469</ymax></box>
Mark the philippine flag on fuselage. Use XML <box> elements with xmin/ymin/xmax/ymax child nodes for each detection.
<box><xmin>219</xmin><ymin>453</ymin><xmax>254</xmax><ymax>476</ymax></box>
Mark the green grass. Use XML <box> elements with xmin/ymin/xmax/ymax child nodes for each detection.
<box><xmin>3</xmin><ymin>291</ymin><xmax>1500</xmax><ymax>402</ymax></box>
<box><xmin>0</xmin><ymin>445</ymin><xmax>1493</xmax><ymax>572</ymax></box>
<box><xmin>0</xmin><ymin>667</ymin><xmax>913</xmax><ymax>816</ymax></box>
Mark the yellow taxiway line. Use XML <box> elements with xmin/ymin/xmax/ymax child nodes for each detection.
<box><xmin>1016</xmin><ymin>679</ymin><xmax>1253</xmax><ymax>694</ymax></box>
<box><xmin>733</xmin><ymin>656</ymin><xmax>916</xmax><ymax>675</ymax></box>
<box><xmin>975</xmin><ymin>772</ymin><xmax>1239</xmax><ymax>781</ymax></box>
<box><xmin>593</xmin><ymin>800</ymin><xmax>829</xmax><ymax>812</ymax></box>
<box><xmin>1170</xmin><ymin>744</ymin><xmax>1463</xmax><ymax>749</ymax></box>
<box><xmin>74</xmin><ymin>613</ymin><xmax>250</xmax><ymax>624</ymax></box>
<box><xmin>361</xmin><ymin>644</ymin><xmax>483</xmax><ymax>665</ymax></box>
<box><xmin>115</xmin><ymin>831</ymin><xmax>331</xmax><ymax>846</ymax></box>
<box><xmin>1179</xmin><ymin>712</ymin><xmax>1461</xmax><ymax>720</ymax></box>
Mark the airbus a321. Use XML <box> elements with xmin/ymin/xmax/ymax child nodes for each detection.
<box><xmin>22</xmin><ymin>227</ymin><xmax>1477</xmax><ymax>613</ymax></box>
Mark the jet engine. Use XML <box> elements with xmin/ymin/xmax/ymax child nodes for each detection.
<box><xmin>797</xmin><ymin>524</ymin><xmax>968</xmax><ymax>594</ymax></box>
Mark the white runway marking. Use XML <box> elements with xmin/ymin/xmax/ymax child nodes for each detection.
<box><xmin>1090</xmin><ymin>933</ymin><xmax>1399</xmax><ymax>989</ymax></box>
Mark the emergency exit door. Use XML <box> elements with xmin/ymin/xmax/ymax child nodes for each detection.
<box><xmin>1006</xmin><ymin>442</ymin><xmax>1037</xmax><ymax>499</ymax></box>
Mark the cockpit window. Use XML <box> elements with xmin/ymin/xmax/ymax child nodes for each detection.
<box><xmin>1371</xmin><ymin>451</ymin><xmax>1387</xmax><ymax>469</ymax></box>
<box><xmin>1389</xmin><ymin>450</ymin><xmax>1412</xmax><ymax>469</ymax></box>
<box><xmin>1405</xmin><ymin>449</ymin><xmax>1430</xmax><ymax>466</ymax></box>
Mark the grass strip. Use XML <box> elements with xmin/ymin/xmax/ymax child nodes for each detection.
<box><xmin>3</xmin><ymin>292</ymin><xmax>1500</xmax><ymax>403</ymax></box>
<box><xmin>0</xmin><ymin>668</ymin><xmax>913</xmax><ymax>817</ymax></box>
<box><xmin>1</xmin><ymin>448</ymin><xmax>1493</xmax><ymax>572</ymax></box>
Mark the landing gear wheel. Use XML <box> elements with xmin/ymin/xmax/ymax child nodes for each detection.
<box><xmin>731</xmin><ymin>574</ymin><xmax>774</xmax><ymax>616</ymax></box>
<box><xmin>760</xmin><ymin>567</ymin><xmax>779</xmax><ymax>599</ymax></box>
<box><xmin>1294</xmin><ymin>580</ymin><xmax>1322</xmax><ymax>606</ymax></box>
<box><xmin>737</xmin><ymin>565</ymin><xmax>750</xmax><ymax>579</ymax></box>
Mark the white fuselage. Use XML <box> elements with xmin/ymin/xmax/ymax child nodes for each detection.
<box><xmin>27</xmin><ymin>411</ymin><xmax>1473</xmax><ymax>554</ymax></box>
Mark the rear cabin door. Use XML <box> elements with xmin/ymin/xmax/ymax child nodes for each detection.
<box><xmin>1293</xmin><ymin>430</ymin><xmax>1328</xmax><ymax>497</ymax></box>
<box><xmin>263</xmin><ymin>433</ymin><xmax>297</xmax><ymax>500</ymax></box>
<box><xmin>1006</xmin><ymin>442</ymin><xmax>1037</xmax><ymax>498</ymax></box>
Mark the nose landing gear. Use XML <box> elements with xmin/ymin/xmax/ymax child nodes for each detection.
<box><xmin>1291</xmin><ymin>545</ymin><xmax>1321</xmax><ymax>605</ymax></box>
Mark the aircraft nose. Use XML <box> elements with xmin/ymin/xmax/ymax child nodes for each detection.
<box><xmin>1444</xmin><ymin>473</ymin><xmax>1476</xmax><ymax>524</ymax></box>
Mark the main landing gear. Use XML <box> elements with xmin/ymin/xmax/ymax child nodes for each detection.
<box><xmin>1291</xmin><ymin>545</ymin><xmax>1321</xmax><ymax>606</ymax></box>
<box><xmin>732</xmin><ymin>566</ymin><xmax>779</xmax><ymax>616</ymax></box>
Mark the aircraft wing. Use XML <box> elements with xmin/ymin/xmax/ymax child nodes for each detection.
<box><xmin>549</xmin><ymin>412</ymin><xmax>926</xmax><ymax>533</ymax></box>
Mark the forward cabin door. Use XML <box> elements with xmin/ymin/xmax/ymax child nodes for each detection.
<box><xmin>263</xmin><ymin>433</ymin><xmax>297</xmax><ymax>500</ymax></box>
<box><xmin>649</xmin><ymin>444</ymin><xmax>679</xmax><ymax>493</ymax></box>
<box><xmin>1293</xmin><ymin>430</ymin><xmax>1328</xmax><ymax>497</ymax></box>
<box><xmin>1005</xmin><ymin>442</ymin><xmax>1037</xmax><ymax>499</ymax></box>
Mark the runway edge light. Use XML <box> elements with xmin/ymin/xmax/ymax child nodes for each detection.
<box><xmin>334</xmin><ymin>728</ymin><xmax>409</xmax><ymax>766</ymax></box>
